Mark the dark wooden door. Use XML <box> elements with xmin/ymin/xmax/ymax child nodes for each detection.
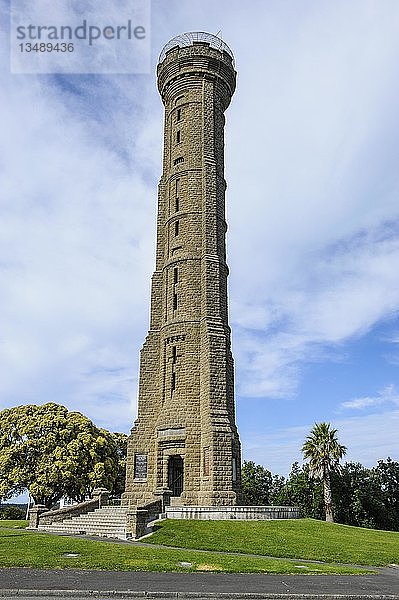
<box><xmin>168</xmin><ymin>455</ymin><xmax>184</xmax><ymax>496</ymax></box>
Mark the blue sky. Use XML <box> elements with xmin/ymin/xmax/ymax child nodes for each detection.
<box><xmin>1</xmin><ymin>0</ymin><xmax>399</xmax><ymax>479</ymax></box>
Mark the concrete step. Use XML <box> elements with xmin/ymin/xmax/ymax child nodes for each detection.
<box><xmin>67</xmin><ymin>516</ymin><xmax>126</xmax><ymax>523</ymax></box>
<box><xmin>67</xmin><ymin>512</ymin><xmax>125</xmax><ymax>517</ymax></box>
<box><xmin>93</xmin><ymin>506</ymin><xmax>126</xmax><ymax>511</ymax></box>
<box><xmin>38</xmin><ymin>506</ymin><xmax>129</xmax><ymax>540</ymax></box>
<box><xmin>39</xmin><ymin>523</ymin><xmax>127</xmax><ymax>536</ymax></box>
<box><xmin>42</xmin><ymin>525</ymin><xmax>126</xmax><ymax>533</ymax></box>
<box><xmin>41</xmin><ymin>524</ymin><xmax>125</xmax><ymax>531</ymax></box>
<box><xmin>40</xmin><ymin>519</ymin><xmax>126</xmax><ymax>527</ymax></box>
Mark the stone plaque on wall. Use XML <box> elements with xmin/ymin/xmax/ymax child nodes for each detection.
<box><xmin>134</xmin><ymin>453</ymin><xmax>148</xmax><ymax>479</ymax></box>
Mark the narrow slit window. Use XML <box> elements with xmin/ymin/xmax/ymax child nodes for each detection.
<box><xmin>176</xmin><ymin>130</ymin><xmax>181</xmax><ymax>144</ymax></box>
<box><xmin>232</xmin><ymin>457</ymin><xmax>237</xmax><ymax>482</ymax></box>
<box><xmin>175</xmin><ymin>178</ymin><xmax>180</xmax><ymax>197</ymax></box>
<box><xmin>173</xmin><ymin>292</ymin><xmax>178</xmax><ymax>311</ymax></box>
<box><xmin>203</xmin><ymin>448</ymin><xmax>210</xmax><ymax>476</ymax></box>
<box><xmin>173</xmin><ymin>267</ymin><xmax>178</xmax><ymax>284</ymax></box>
<box><xmin>172</xmin><ymin>345</ymin><xmax>177</xmax><ymax>364</ymax></box>
<box><xmin>171</xmin><ymin>372</ymin><xmax>176</xmax><ymax>393</ymax></box>
<box><xmin>174</xmin><ymin>220</ymin><xmax>179</xmax><ymax>236</ymax></box>
<box><xmin>175</xmin><ymin>197</ymin><xmax>180</xmax><ymax>212</ymax></box>
<box><xmin>176</xmin><ymin>108</ymin><xmax>182</xmax><ymax>122</ymax></box>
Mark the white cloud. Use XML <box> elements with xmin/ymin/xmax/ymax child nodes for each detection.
<box><xmin>341</xmin><ymin>384</ymin><xmax>399</xmax><ymax>410</ymax></box>
<box><xmin>342</xmin><ymin>397</ymin><xmax>380</xmax><ymax>410</ymax></box>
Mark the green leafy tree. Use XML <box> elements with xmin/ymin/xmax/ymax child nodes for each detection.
<box><xmin>271</xmin><ymin>473</ymin><xmax>286</xmax><ymax>503</ymax></box>
<box><xmin>0</xmin><ymin>505</ymin><xmax>25</xmax><ymax>520</ymax></box>
<box><xmin>0</xmin><ymin>403</ymin><xmax>119</xmax><ymax>507</ymax></box>
<box><xmin>276</xmin><ymin>462</ymin><xmax>324</xmax><ymax>519</ymax></box>
<box><xmin>372</xmin><ymin>458</ymin><xmax>399</xmax><ymax>530</ymax></box>
<box><xmin>302</xmin><ymin>422</ymin><xmax>347</xmax><ymax>522</ymax></box>
<box><xmin>242</xmin><ymin>461</ymin><xmax>271</xmax><ymax>505</ymax></box>
<box><xmin>241</xmin><ymin>461</ymin><xmax>285</xmax><ymax>505</ymax></box>
<box><xmin>331</xmin><ymin>459</ymin><xmax>399</xmax><ymax>531</ymax></box>
<box><xmin>330</xmin><ymin>462</ymin><xmax>385</xmax><ymax>528</ymax></box>
<box><xmin>111</xmin><ymin>432</ymin><xmax>128</xmax><ymax>497</ymax></box>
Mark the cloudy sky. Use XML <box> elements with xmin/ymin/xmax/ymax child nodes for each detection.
<box><xmin>1</xmin><ymin>0</ymin><xmax>399</xmax><ymax>477</ymax></box>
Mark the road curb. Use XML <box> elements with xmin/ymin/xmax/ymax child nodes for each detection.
<box><xmin>0</xmin><ymin>591</ymin><xmax>398</xmax><ymax>599</ymax></box>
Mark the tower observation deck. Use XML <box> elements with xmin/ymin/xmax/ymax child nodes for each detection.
<box><xmin>123</xmin><ymin>32</ymin><xmax>241</xmax><ymax>507</ymax></box>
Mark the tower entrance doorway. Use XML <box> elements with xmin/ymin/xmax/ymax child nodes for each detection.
<box><xmin>168</xmin><ymin>455</ymin><xmax>184</xmax><ymax>497</ymax></box>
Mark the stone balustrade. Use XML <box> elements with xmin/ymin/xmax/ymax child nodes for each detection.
<box><xmin>164</xmin><ymin>505</ymin><xmax>301</xmax><ymax>520</ymax></box>
<box><xmin>28</xmin><ymin>487</ymin><xmax>110</xmax><ymax>529</ymax></box>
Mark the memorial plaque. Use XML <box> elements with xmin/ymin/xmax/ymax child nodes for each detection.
<box><xmin>134</xmin><ymin>453</ymin><xmax>148</xmax><ymax>479</ymax></box>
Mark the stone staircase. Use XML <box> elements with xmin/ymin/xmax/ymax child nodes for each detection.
<box><xmin>38</xmin><ymin>506</ymin><xmax>129</xmax><ymax>540</ymax></box>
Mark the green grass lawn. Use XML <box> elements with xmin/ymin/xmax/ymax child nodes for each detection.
<box><xmin>149</xmin><ymin>518</ymin><xmax>399</xmax><ymax>567</ymax></box>
<box><xmin>0</xmin><ymin>520</ymin><xmax>27</xmax><ymax>528</ymax></box>
<box><xmin>0</xmin><ymin>521</ymin><xmax>368</xmax><ymax>573</ymax></box>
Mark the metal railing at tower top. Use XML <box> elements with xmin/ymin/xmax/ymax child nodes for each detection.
<box><xmin>158</xmin><ymin>31</ymin><xmax>235</xmax><ymax>67</ymax></box>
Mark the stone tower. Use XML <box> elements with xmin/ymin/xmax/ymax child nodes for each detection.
<box><xmin>123</xmin><ymin>32</ymin><xmax>241</xmax><ymax>507</ymax></box>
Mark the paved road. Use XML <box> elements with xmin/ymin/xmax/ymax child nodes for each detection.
<box><xmin>0</xmin><ymin>567</ymin><xmax>398</xmax><ymax>598</ymax></box>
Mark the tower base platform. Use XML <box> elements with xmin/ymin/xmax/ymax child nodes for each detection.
<box><xmin>29</xmin><ymin>499</ymin><xmax>300</xmax><ymax>541</ymax></box>
<box><xmin>162</xmin><ymin>505</ymin><xmax>300</xmax><ymax>520</ymax></box>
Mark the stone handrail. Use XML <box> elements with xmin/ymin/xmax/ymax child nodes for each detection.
<box><xmin>126</xmin><ymin>498</ymin><xmax>164</xmax><ymax>539</ymax></box>
<box><xmin>28</xmin><ymin>487</ymin><xmax>110</xmax><ymax>529</ymax></box>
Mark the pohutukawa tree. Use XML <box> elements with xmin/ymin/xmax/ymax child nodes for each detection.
<box><xmin>0</xmin><ymin>403</ymin><xmax>120</xmax><ymax>507</ymax></box>
<box><xmin>302</xmin><ymin>422</ymin><xmax>347</xmax><ymax>523</ymax></box>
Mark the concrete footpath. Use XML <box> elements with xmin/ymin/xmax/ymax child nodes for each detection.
<box><xmin>0</xmin><ymin>567</ymin><xmax>398</xmax><ymax>599</ymax></box>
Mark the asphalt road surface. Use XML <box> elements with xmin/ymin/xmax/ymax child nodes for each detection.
<box><xmin>0</xmin><ymin>567</ymin><xmax>398</xmax><ymax>598</ymax></box>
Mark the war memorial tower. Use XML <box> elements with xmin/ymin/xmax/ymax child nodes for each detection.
<box><xmin>123</xmin><ymin>32</ymin><xmax>241</xmax><ymax>507</ymax></box>
<box><xmin>27</xmin><ymin>34</ymin><xmax>299</xmax><ymax>537</ymax></box>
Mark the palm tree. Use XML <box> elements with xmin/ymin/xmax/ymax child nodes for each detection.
<box><xmin>302</xmin><ymin>422</ymin><xmax>347</xmax><ymax>523</ymax></box>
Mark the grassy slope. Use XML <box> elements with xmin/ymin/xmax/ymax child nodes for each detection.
<box><xmin>0</xmin><ymin>521</ymin><xmax>367</xmax><ymax>573</ymax></box>
<box><xmin>149</xmin><ymin>518</ymin><xmax>399</xmax><ymax>567</ymax></box>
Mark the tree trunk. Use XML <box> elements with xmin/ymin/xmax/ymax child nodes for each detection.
<box><xmin>323</xmin><ymin>472</ymin><xmax>334</xmax><ymax>522</ymax></box>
